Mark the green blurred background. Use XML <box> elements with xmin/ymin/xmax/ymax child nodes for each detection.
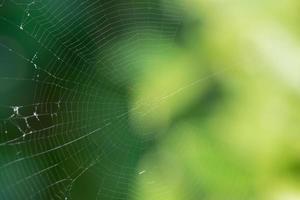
<box><xmin>0</xmin><ymin>0</ymin><xmax>300</xmax><ymax>200</ymax></box>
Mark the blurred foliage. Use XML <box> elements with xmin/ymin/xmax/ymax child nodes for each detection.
<box><xmin>128</xmin><ymin>1</ymin><xmax>300</xmax><ymax>200</ymax></box>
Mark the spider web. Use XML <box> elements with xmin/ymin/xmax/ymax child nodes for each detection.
<box><xmin>0</xmin><ymin>0</ymin><xmax>224</xmax><ymax>199</ymax></box>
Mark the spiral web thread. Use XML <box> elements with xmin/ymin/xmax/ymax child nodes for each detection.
<box><xmin>0</xmin><ymin>0</ymin><xmax>225</xmax><ymax>199</ymax></box>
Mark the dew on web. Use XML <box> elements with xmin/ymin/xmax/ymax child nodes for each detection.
<box><xmin>0</xmin><ymin>0</ymin><xmax>230</xmax><ymax>199</ymax></box>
